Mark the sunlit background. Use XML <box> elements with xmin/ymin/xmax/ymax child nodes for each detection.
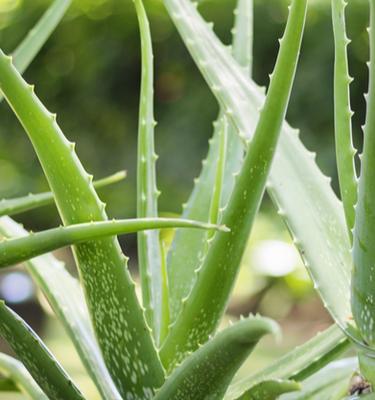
<box><xmin>0</xmin><ymin>0</ymin><xmax>370</xmax><ymax>398</ymax></box>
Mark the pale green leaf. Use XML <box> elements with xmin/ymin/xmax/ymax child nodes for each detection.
<box><xmin>0</xmin><ymin>302</ymin><xmax>84</xmax><ymax>400</ymax></box>
<box><xmin>0</xmin><ymin>353</ymin><xmax>47</xmax><ymax>400</ymax></box>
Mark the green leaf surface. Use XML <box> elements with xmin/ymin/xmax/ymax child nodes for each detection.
<box><xmin>0</xmin><ymin>302</ymin><xmax>84</xmax><ymax>400</ymax></box>
<box><xmin>155</xmin><ymin>317</ymin><xmax>278</xmax><ymax>400</ymax></box>
<box><xmin>0</xmin><ymin>353</ymin><xmax>47</xmax><ymax>399</ymax></box>
<box><xmin>225</xmin><ymin>324</ymin><xmax>350</xmax><ymax>400</ymax></box>
<box><xmin>238</xmin><ymin>379</ymin><xmax>300</xmax><ymax>400</ymax></box>
<box><xmin>0</xmin><ymin>216</ymin><xmax>122</xmax><ymax>400</ymax></box>
<box><xmin>12</xmin><ymin>0</ymin><xmax>71</xmax><ymax>75</ymax></box>
<box><xmin>162</xmin><ymin>0</ymin><xmax>353</xmax><ymax>337</ymax></box>
<box><xmin>161</xmin><ymin>0</ymin><xmax>307</xmax><ymax>369</ymax></box>
<box><xmin>279</xmin><ymin>358</ymin><xmax>357</xmax><ymax>400</ymax></box>
<box><xmin>0</xmin><ymin>217</ymin><xmax>224</xmax><ymax>267</ymax></box>
<box><xmin>0</xmin><ymin>49</ymin><xmax>164</xmax><ymax>397</ymax></box>
<box><xmin>331</xmin><ymin>0</ymin><xmax>357</xmax><ymax>236</ymax></box>
<box><xmin>166</xmin><ymin>0</ymin><xmax>248</xmax><ymax>324</ymax></box>
<box><xmin>0</xmin><ymin>171</ymin><xmax>126</xmax><ymax>218</ymax></box>
<box><xmin>352</xmin><ymin>0</ymin><xmax>375</xmax><ymax>347</ymax></box>
<box><xmin>134</xmin><ymin>0</ymin><xmax>165</xmax><ymax>347</ymax></box>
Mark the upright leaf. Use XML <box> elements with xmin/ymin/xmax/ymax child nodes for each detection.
<box><xmin>166</xmin><ymin>0</ymin><xmax>249</xmax><ymax>324</ymax></box>
<box><xmin>0</xmin><ymin>171</ymin><xmax>126</xmax><ymax>217</ymax></box>
<box><xmin>0</xmin><ymin>302</ymin><xmax>84</xmax><ymax>400</ymax></box>
<box><xmin>162</xmin><ymin>0</ymin><xmax>353</xmax><ymax>335</ymax></box>
<box><xmin>0</xmin><ymin>50</ymin><xmax>164</xmax><ymax>397</ymax></box>
<box><xmin>331</xmin><ymin>0</ymin><xmax>357</xmax><ymax>236</ymax></box>
<box><xmin>0</xmin><ymin>353</ymin><xmax>47</xmax><ymax>400</ymax></box>
<box><xmin>0</xmin><ymin>216</ymin><xmax>122</xmax><ymax>400</ymax></box>
<box><xmin>352</xmin><ymin>0</ymin><xmax>375</xmax><ymax>347</ymax></box>
<box><xmin>161</xmin><ymin>0</ymin><xmax>307</xmax><ymax>369</ymax></box>
<box><xmin>225</xmin><ymin>324</ymin><xmax>350</xmax><ymax>400</ymax></box>
<box><xmin>155</xmin><ymin>317</ymin><xmax>277</xmax><ymax>400</ymax></box>
<box><xmin>134</xmin><ymin>0</ymin><xmax>165</xmax><ymax>346</ymax></box>
<box><xmin>0</xmin><ymin>217</ymin><xmax>224</xmax><ymax>267</ymax></box>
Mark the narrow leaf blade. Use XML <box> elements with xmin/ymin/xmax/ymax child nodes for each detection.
<box><xmin>155</xmin><ymin>317</ymin><xmax>278</xmax><ymax>400</ymax></box>
<box><xmin>0</xmin><ymin>353</ymin><xmax>47</xmax><ymax>400</ymax></box>
<box><xmin>0</xmin><ymin>302</ymin><xmax>84</xmax><ymax>400</ymax></box>
<box><xmin>332</xmin><ymin>0</ymin><xmax>357</xmax><ymax>235</ymax></box>
<box><xmin>0</xmin><ymin>217</ymin><xmax>224</xmax><ymax>268</ymax></box>
<box><xmin>0</xmin><ymin>170</ymin><xmax>126</xmax><ymax>217</ymax></box>
<box><xmin>134</xmin><ymin>0</ymin><xmax>165</xmax><ymax>346</ymax></box>
<box><xmin>238</xmin><ymin>380</ymin><xmax>300</xmax><ymax>400</ymax></box>
<box><xmin>225</xmin><ymin>324</ymin><xmax>350</xmax><ymax>400</ymax></box>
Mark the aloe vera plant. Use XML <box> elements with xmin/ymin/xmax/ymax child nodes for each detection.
<box><xmin>3</xmin><ymin>0</ymin><xmax>375</xmax><ymax>398</ymax></box>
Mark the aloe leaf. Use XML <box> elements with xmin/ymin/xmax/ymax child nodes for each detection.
<box><xmin>162</xmin><ymin>0</ymin><xmax>353</xmax><ymax>336</ymax></box>
<box><xmin>12</xmin><ymin>0</ymin><xmax>71</xmax><ymax>75</ymax></box>
<box><xmin>332</xmin><ymin>0</ymin><xmax>357</xmax><ymax>236</ymax></box>
<box><xmin>0</xmin><ymin>301</ymin><xmax>84</xmax><ymax>400</ymax></box>
<box><xmin>155</xmin><ymin>317</ymin><xmax>277</xmax><ymax>400</ymax></box>
<box><xmin>166</xmin><ymin>0</ymin><xmax>248</xmax><ymax>323</ymax></box>
<box><xmin>0</xmin><ymin>170</ymin><xmax>126</xmax><ymax>218</ymax></box>
<box><xmin>0</xmin><ymin>217</ymin><xmax>224</xmax><ymax>267</ymax></box>
<box><xmin>134</xmin><ymin>0</ymin><xmax>165</xmax><ymax>346</ymax></box>
<box><xmin>225</xmin><ymin>324</ymin><xmax>350</xmax><ymax>400</ymax></box>
<box><xmin>160</xmin><ymin>0</ymin><xmax>307</xmax><ymax>369</ymax></box>
<box><xmin>0</xmin><ymin>353</ymin><xmax>47</xmax><ymax>399</ymax></box>
<box><xmin>0</xmin><ymin>216</ymin><xmax>122</xmax><ymax>400</ymax></box>
<box><xmin>279</xmin><ymin>358</ymin><xmax>357</xmax><ymax>400</ymax></box>
<box><xmin>352</xmin><ymin>0</ymin><xmax>375</xmax><ymax>348</ymax></box>
<box><xmin>0</xmin><ymin>51</ymin><xmax>164</xmax><ymax>397</ymax></box>
<box><xmin>237</xmin><ymin>380</ymin><xmax>300</xmax><ymax>400</ymax></box>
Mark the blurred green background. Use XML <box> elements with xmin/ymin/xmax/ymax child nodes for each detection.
<box><xmin>0</xmin><ymin>0</ymin><xmax>369</xmax><ymax>398</ymax></box>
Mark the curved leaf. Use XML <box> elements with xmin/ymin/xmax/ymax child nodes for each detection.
<box><xmin>0</xmin><ymin>302</ymin><xmax>84</xmax><ymax>400</ymax></box>
<box><xmin>0</xmin><ymin>216</ymin><xmax>122</xmax><ymax>400</ymax></box>
<box><xmin>160</xmin><ymin>0</ymin><xmax>307</xmax><ymax>369</ymax></box>
<box><xmin>0</xmin><ymin>353</ymin><xmax>47</xmax><ymax>399</ymax></box>
<box><xmin>225</xmin><ymin>324</ymin><xmax>350</xmax><ymax>400</ymax></box>
<box><xmin>279</xmin><ymin>358</ymin><xmax>357</xmax><ymax>400</ymax></box>
<box><xmin>155</xmin><ymin>317</ymin><xmax>278</xmax><ymax>400</ymax></box>
<box><xmin>238</xmin><ymin>380</ymin><xmax>300</xmax><ymax>400</ymax></box>
<box><xmin>0</xmin><ymin>217</ymin><xmax>224</xmax><ymax>268</ymax></box>
<box><xmin>0</xmin><ymin>170</ymin><xmax>126</xmax><ymax>217</ymax></box>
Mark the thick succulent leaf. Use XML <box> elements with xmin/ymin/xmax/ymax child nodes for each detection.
<box><xmin>155</xmin><ymin>317</ymin><xmax>278</xmax><ymax>400</ymax></box>
<box><xmin>0</xmin><ymin>170</ymin><xmax>126</xmax><ymax>217</ymax></box>
<box><xmin>162</xmin><ymin>0</ymin><xmax>353</xmax><ymax>336</ymax></box>
<box><xmin>134</xmin><ymin>0</ymin><xmax>165</xmax><ymax>346</ymax></box>
<box><xmin>279</xmin><ymin>358</ymin><xmax>358</xmax><ymax>400</ymax></box>
<box><xmin>352</xmin><ymin>0</ymin><xmax>375</xmax><ymax>347</ymax></box>
<box><xmin>225</xmin><ymin>324</ymin><xmax>350</xmax><ymax>400</ymax></box>
<box><xmin>331</xmin><ymin>0</ymin><xmax>357</xmax><ymax>235</ymax></box>
<box><xmin>0</xmin><ymin>50</ymin><xmax>164</xmax><ymax>397</ymax></box>
<box><xmin>0</xmin><ymin>216</ymin><xmax>122</xmax><ymax>400</ymax></box>
<box><xmin>0</xmin><ymin>353</ymin><xmax>47</xmax><ymax>399</ymax></box>
<box><xmin>0</xmin><ymin>302</ymin><xmax>84</xmax><ymax>400</ymax></box>
<box><xmin>160</xmin><ymin>0</ymin><xmax>307</xmax><ymax>369</ymax></box>
<box><xmin>0</xmin><ymin>217</ymin><xmax>224</xmax><ymax>267</ymax></box>
<box><xmin>166</xmin><ymin>0</ymin><xmax>248</xmax><ymax>323</ymax></box>
<box><xmin>12</xmin><ymin>0</ymin><xmax>71</xmax><ymax>75</ymax></box>
<box><xmin>237</xmin><ymin>380</ymin><xmax>300</xmax><ymax>400</ymax></box>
